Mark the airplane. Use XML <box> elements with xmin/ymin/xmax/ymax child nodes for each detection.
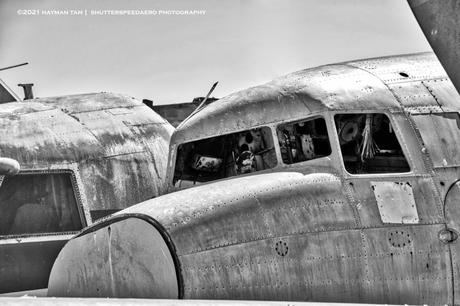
<box><xmin>5</xmin><ymin>0</ymin><xmax>460</xmax><ymax>304</ymax></box>
<box><xmin>0</xmin><ymin>92</ymin><xmax>174</xmax><ymax>295</ymax></box>
<box><xmin>45</xmin><ymin>53</ymin><xmax>460</xmax><ymax>306</ymax></box>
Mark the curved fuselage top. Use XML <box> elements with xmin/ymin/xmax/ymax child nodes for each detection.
<box><xmin>166</xmin><ymin>52</ymin><xmax>460</xmax><ymax>189</ymax></box>
<box><xmin>172</xmin><ymin>52</ymin><xmax>455</xmax><ymax>144</ymax></box>
<box><xmin>0</xmin><ymin>92</ymin><xmax>174</xmax><ymax>213</ymax></box>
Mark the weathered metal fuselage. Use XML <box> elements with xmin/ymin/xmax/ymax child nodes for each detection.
<box><xmin>48</xmin><ymin>53</ymin><xmax>460</xmax><ymax>305</ymax></box>
<box><xmin>0</xmin><ymin>92</ymin><xmax>174</xmax><ymax>294</ymax></box>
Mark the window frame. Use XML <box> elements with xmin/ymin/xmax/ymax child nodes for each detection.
<box><xmin>172</xmin><ymin>125</ymin><xmax>279</xmax><ymax>187</ymax></box>
<box><xmin>0</xmin><ymin>168</ymin><xmax>87</xmax><ymax>239</ymax></box>
<box><xmin>275</xmin><ymin>115</ymin><xmax>334</xmax><ymax>167</ymax></box>
<box><xmin>331</xmin><ymin>111</ymin><xmax>414</xmax><ymax>177</ymax></box>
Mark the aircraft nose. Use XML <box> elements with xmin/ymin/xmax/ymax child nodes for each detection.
<box><xmin>47</xmin><ymin>215</ymin><xmax>179</xmax><ymax>298</ymax></box>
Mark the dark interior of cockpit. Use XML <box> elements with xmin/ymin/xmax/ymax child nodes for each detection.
<box><xmin>0</xmin><ymin>173</ymin><xmax>82</xmax><ymax>236</ymax></box>
<box><xmin>173</xmin><ymin>127</ymin><xmax>277</xmax><ymax>186</ymax></box>
<box><xmin>277</xmin><ymin>117</ymin><xmax>331</xmax><ymax>164</ymax></box>
<box><xmin>334</xmin><ymin>113</ymin><xmax>410</xmax><ymax>174</ymax></box>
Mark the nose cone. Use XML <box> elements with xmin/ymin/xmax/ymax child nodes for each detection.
<box><xmin>47</xmin><ymin>216</ymin><xmax>179</xmax><ymax>298</ymax></box>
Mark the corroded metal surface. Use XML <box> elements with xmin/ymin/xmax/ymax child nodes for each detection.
<box><xmin>48</xmin><ymin>53</ymin><xmax>460</xmax><ymax>305</ymax></box>
<box><xmin>0</xmin><ymin>92</ymin><xmax>174</xmax><ymax>214</ymax></box>
<box><xmin>0</xmin><ymin>92</ymin><xmax>174</xmax><ymax>294</ymax></box>
<box><xmin>48</xmin><ymin>218</ymin><xmax>178</xmax><ymax>298</ymax></box>
<box><xmin>50</xmin><ymin>171</ymin><xmax>450</xmax><ymax>303</ymax></box>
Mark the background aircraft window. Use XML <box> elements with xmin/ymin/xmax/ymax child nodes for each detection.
<box><xmin>277</xmin><ymin>117</ymin><xmax>331</xmax><ymax>164</ymax></box>
<box><xmin>0</xmin><ymin>173</ymin><xmax>82</xmax><ymax>236</ymax></box>
<box><xmin>334</xmin><ymin>113</ymin><xmax>409</xmax><ymax>174</ymax></box>
<box><xmin>173</xmin><ymin>127</ymin><xmax>276</xmax><ymax>186</ymax></box>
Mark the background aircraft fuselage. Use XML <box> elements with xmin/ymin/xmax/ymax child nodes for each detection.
<box><xmin>0</xmin><ymin>92</ymin><xmax>173</xmax><ymax>294</ymax></box>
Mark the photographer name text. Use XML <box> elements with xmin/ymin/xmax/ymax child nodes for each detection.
<box><xmin>17</xmin><ymin>9</ymin><xmax>206</xmax><ymax>16</ymax></box>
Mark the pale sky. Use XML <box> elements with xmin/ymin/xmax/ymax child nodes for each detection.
<box><xmin>0</xmin><ymin>0</ymin><xmax>430</xmax><ymax>105</ymax></box>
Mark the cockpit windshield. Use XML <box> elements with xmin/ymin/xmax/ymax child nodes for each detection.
<box><xmin>173</xmin><ymin>127</ymin><xmax>277</xmax><ymax>188</ymax></box>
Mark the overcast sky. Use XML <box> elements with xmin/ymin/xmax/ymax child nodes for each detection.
<box><xmin>0</xmin><ymin>0</ymin><xmax>430</xmax><ymax>104</ymax></box>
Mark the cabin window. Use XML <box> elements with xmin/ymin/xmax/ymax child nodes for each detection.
<box><xmin>0</xmin><ymin>172</ymin><xmax>83</xmax><ymax>236</ymax></box>
<box><xmin>277</xmin><ymin>117</ymin><xmax>331</xmax><ymax>164</ymax></box>
<box><xmin>173</xmin><ymin>127</ymin><xmax>277</xmax><ymax>187</ymax></box>
<box><xmin>334</xmin><ymin>113</ymin><xmax>410</xmax><ymax>174</ymax></box>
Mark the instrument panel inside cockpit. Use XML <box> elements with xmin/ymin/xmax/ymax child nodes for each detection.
<box><xmin>173</xmin><ymin>127</ymin><xmax>277</xmax><ymax>187</ymax></box>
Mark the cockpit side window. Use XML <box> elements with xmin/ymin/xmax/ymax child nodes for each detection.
<box><xmin>277</xmin><ymin>117</ymin><xmax>331</xmax><ymax>164</ymax></box>
<box><xmin>173</xmin><ymin>127</ymin><xmax>277</xmax><ymax>187</ymax></box>
<box><xmin>0</xmin><ymin>172</ymin><xmax>83</xmax><ymax>236</ymax></box>
<box><xmin>334</xmin><ymin>113</ymin><xmax>410</xmax><ymax>174</ymax></box>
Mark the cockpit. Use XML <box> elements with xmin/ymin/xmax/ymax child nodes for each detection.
<box><xmin>172</xmin><ymin>127</ymin><xmax>277</xmax><ymax>188</ymax></box>
<box><xmin>172</xmin><ymin>112</ymin><xmax>410</xmax><ymax>190</ymax></box>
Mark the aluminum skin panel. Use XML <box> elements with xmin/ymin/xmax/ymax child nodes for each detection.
<box><xmin>371</xmin><ymin>181</ymin><xmax>419</xmax><ymax>224</ymax></box>
<box><xmin>47</xmin><ymin>217</ymin><xmax>178</xmax><ymax>299</ymax></box>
